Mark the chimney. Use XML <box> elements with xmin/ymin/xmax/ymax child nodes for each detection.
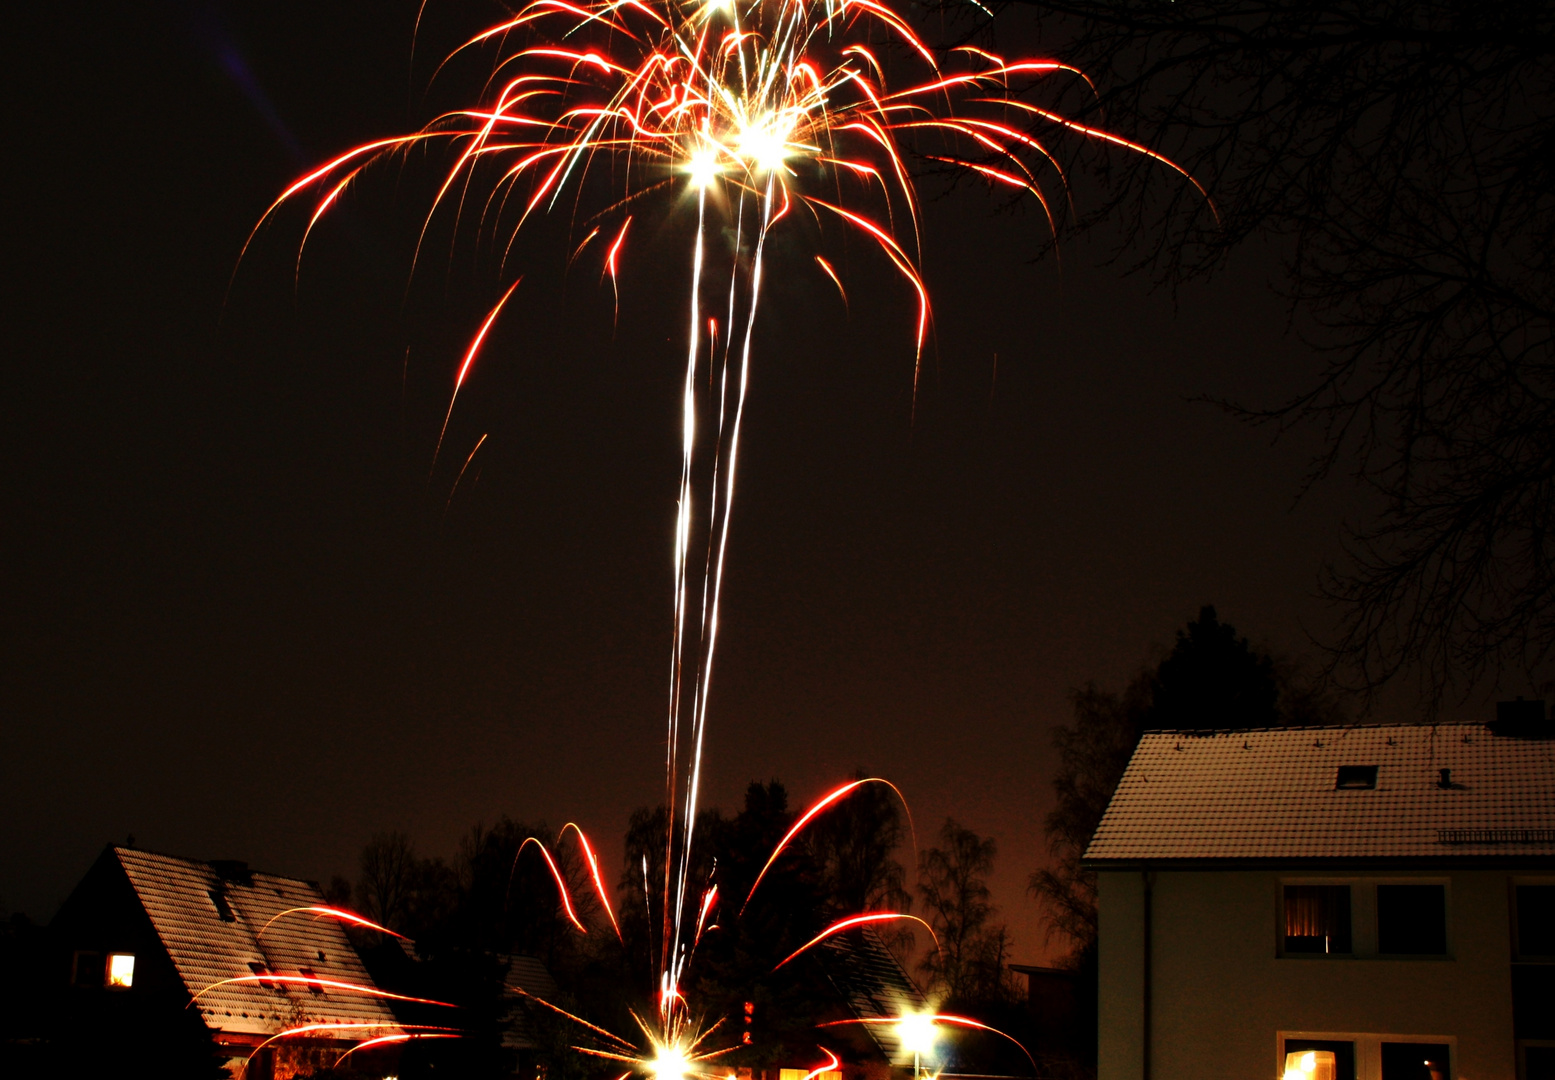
<box><xmin>208</xmin><ymin>859</ymin><xmax>253</xmax><ymax>885</ymax></box>
<box><xmin>1487</xmin><ymin>698</ymin><xmax>1552</xmax><ymax>739</ymax></box>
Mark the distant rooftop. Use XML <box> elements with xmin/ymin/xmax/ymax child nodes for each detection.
<box><xmin>1082</xmin><ymin>723</ymin><xmax>1555</xmax><ymax>865</ymax></box>
<box><xmin>816</xmin><ymin>924</ymin><xmax>926</xmax><ymax>1059</ymax></box>
<box><xmin>114</xmin><ymin>846</ymin><xmax>400</xmax><ymax>1036</ymax></box>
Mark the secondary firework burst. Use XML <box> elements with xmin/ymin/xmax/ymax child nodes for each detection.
<box><xmin>240</xmin><ymin>0</ymin><xmax>1206</xmax><ymax>1068</ymax></box>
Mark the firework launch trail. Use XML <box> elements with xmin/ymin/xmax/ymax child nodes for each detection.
<box><xmin>238</xmin><ymin>0</ymin><xmax>1206</xmax><ymax>1066</ymax></box>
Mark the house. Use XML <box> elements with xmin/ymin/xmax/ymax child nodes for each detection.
<box><xmin>1083</xmin><ymin>709</ymin><xmax>1555</xmax><ymax>1080</ymax></box>
<box><xmin>52</xmin><ymin>845</ymin><xmax>404</xmax><ymax>1079</ymax></box>
<box><xmin>799</xmin><ymin>923</ymin><xmax>929</xmax><ymax>1080</ymax></box>
<box><xmin>500</xmin><ymin>952</ymin><xmax>563</xmax><ymax>1071</ymax></box>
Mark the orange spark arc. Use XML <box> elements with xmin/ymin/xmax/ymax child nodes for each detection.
<box><xmin>561</xmin><ymin>822</ymin><xmax>623</xmax><ymax>939</ymax></box>
<box><xmin>255</xmin><ymin>905</ymin><xmax>410</xmax><ymax>941</ymax></box>
<box><xmin>516</xmin><ymin>835</ymin><xmax>589</xmax><ymax>932</ymax></box>
<box><xmin>435</xmin><ymin>277</ymin><xmax>522</xmax><ymax>465</ymax></box>
<box><xmin>772</xmin><ymin>912</ymin><xmax>937</xmax><ymax>969</ymax></box>
<box><xmin>743</xmin><ymin>778</ymin><xmax>909</xmax><ymax>914</ymax></box>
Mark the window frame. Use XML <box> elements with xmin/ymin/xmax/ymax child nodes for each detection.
<box><xmin>70</xmin><ymin>950</ymin><xmax>103</xmax><ymax>988</ymax></box>
<box><xmin>1278</xmin><ymin>877</ymin><xmax>1453</xmax><ymax>960</ymax></box>
<box><xmin>1512</xmin><ymin>877</ymin><xmax>1555</xmax><ymax>961</ymax></box>
<box><xmin>1278</xmin><ymin>880</ymin><xmax>1355</xmax><ymax>958</ymax></box>
<box><xmin>1375</xmin><ymin>880</ymin><xmax>1452</xmax><ymax>958</ymax></box>
<box><xmin>1278</xmin><ymin>1032</ymin><xmax>1457</xmax><ymax>1080</ymax></box>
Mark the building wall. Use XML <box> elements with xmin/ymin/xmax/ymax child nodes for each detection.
<box><xmin>1098</xmin><ymin>868</ymin><xmax>1519</xmax><ymax>1080</ymax></box>
<box><xmin>1098</xmin><ymin>871</ymin><xmax>1146</xmax><ymax>1080</ymax></box>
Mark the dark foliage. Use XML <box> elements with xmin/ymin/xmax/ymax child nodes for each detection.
<box><xmin>973</xmin><ymin>0</ymin><xmax>1555</xmax><ymax>704</ymax></box>
<box><xmin>350</xmin><ymin>775</ymin><xmax>915</xmax><ymax>1078</ymax></box>
<box><xmin>917</xmin><ymin>818</ymin><xmax>1015</xmax><ymax>1004</ymax></box>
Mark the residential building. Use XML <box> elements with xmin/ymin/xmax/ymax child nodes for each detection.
<box><xmin>1084</xmin><ymin>711</ymin><xmax>1555</xmax><ymax>1080</ymax></box>
<box><xmin>52</xmin><ymin>845</ymin><xmax>403</xmax><ymax>1079</ymax></box>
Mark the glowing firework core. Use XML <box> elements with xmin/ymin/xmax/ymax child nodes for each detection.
<box><xmin>686</xmin><ymin>146</ymin><xmax>724</xmax><ymax>188</ymax></box>
<box><xmin>650</xmin><ymin>1041</ymin><xmax>694</xmax><ymax>1080</ymax></box>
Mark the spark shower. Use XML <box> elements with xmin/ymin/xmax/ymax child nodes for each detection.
<box><xmin>243</xmin><ymin>0</ymin><xmax>1204</xmax><ymax>1067</ymax></box>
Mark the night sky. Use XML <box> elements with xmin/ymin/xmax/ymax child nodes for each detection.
<box><xmin>4</xmin><ymin>1</ymin><xmax>1403</xmax><ymax>960</ymax></box>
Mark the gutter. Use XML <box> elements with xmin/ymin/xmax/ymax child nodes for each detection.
<box><xmin>1082</xmin><ymin>854</ymin><xmax>1555</xmax><ymax>872</ymax></box>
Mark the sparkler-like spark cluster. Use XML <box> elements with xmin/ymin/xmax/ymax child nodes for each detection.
<box><xmin>225</xmin><ymin>0</ymin><xmax>1207</xmax><ymax>1069</ymax></box>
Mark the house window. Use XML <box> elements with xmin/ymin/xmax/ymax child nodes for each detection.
<box><xmin>1284</xmin><ymin>885</ymin><xmax>1352</xmax><ymax>954</ymax></box>
<box><xmin>106</xmin><ymin>953</ymin><xmax>135</xmax><ymax>990</ymax></box>
<box><xmin>71</xmin><ymin>951</ymin><xmax>103</xmax><ymax>987</ymax></box>
<box><xmin>1377</xmin><ymin>885</ymin><xmax>1448</xmax><ymax>955</ymax></box>
<box><xmin>1515</xmin><ymin>885</ymin><xmax>1555</xmax><ymax>957</ymax></box>
<box><xmin>1523</xmin><ymin>1045</ymin><xmax>1555</xmax><ymax>1080</ymax></box>
<box><xmin>1380</xmin><ymin>1042</ymin><xmax>1449</xmax><ymax>1080</ymax></box>
<box><xmin>1335</xmin><ymin>766</ymin><xmax>1378</xmax><ymax>790</ymax></box>
<box><xmin>1283</xmin><ymin>1040</ymin><xmax>1355</xmax><ymax>1080</ymax></box>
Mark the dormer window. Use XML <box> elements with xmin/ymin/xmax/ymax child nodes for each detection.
<box><xmin>1335</xmin><ymin>765</ymin><xmax>1378</xmax><ymax>790</ymax></box>
<box><xmin>209</xmin><ymin>888</ymin><xmax>236</xmax><ymax>922</ymax></box>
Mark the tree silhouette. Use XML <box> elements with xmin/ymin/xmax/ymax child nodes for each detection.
<box><xmin>917</xmin><ymin>818</ymin><xmax>1012</xmax><ymax>1003</ymax></box>
<box><xmin>1031</xmin><ymin>607</ymin><xmax>1343</xmax><ymax>971</ymax></box>
<box><xmin>984</xmin><ymin>0</ymin><xmax>1555</xmax><ymax>704</ymax></box>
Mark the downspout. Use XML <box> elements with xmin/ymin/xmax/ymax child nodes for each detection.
<box><xmin>1142</xmin><ymin>869</ymin><xmax>1154</xmax><ymax>1080</ymax></box>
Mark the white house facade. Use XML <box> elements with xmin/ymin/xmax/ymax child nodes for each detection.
<box><xmin>1083</xmin><ymin>720</ymin><xmax>1555</xmax><ymax>1080</ymax></box>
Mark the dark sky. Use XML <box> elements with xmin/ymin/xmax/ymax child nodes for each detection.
<box><xmin>4</xmin><ymin>1</ymin><xmax>1407</xmax><ymax>961</ymax></box>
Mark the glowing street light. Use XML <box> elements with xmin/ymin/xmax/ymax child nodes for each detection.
<box><xmin>895</xmin><ymin>1012</ymin><xmax>939</xmax><ymax>1080</ymax></box>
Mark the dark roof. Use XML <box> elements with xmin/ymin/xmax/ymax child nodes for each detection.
<box><xmin>815</xmin><ymin>925</ymin><xmax>927</xmax><ymax>1059</ymax></box>
<box><xmin>114</xmin><ymin>847</ymin><xmax>400</xmax><ymax>1036</ymax></box>
<box><xmin>500</xmin><ymin>953</ymin><xmax>562</xmax><ymax>1050</ymax></box>
<box><xmin>1083</xmin><ymin>724</ymin><xmax>1555</xmax><ymax>864</ymax></box>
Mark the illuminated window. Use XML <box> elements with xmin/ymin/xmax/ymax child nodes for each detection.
<box><xmin>106</xmin><ymin>953</ymin><xmax>135</xmax><ymax>989</ymax></box>
<box><xmin>1283</xmin><ymin>1040</ymin><xmax>1353</xmax><ymax>1080</ymax></box>
<box><xmin>1283</xmin><ymin>885</ymin><xmax>1352</xmax><ymax>954</ymax></box>
<box><xmin>1283</xmin><ymin>1050</ymin><xmax>1336</xmax><ymax>1080</ymax></box>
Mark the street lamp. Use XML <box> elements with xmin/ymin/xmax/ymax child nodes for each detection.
<box><xmin>895</xmin><ymin>1012</ymin><xmax>939</xmax><ymax>1080</ymax></box>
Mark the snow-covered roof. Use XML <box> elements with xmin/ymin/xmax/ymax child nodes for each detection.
<box><xmin>1082</xmin><ymin>724</ymin><xmax>1555</xmax><ymax>864</ymax></box>
<box><xmin>114</xmin><ymin>846</ymin><xmax>402</xmax><ymax>1037</ymax></box>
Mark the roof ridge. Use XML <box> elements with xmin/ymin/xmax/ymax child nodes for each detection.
<box><xmin>112</xmin><ymin>845</ymin><xmax>316</xmax><ymax>888</ymax></box>
<box><xmin>1141</xmin><ymin>721</ymin><xmax>1484</xmax><ymax>735</ymax></box>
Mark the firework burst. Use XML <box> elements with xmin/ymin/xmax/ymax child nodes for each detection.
<box><xmin>240</xmin><ymin>0</ymin><xmax>1206</xmax><ymax>1068</ymax></box>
